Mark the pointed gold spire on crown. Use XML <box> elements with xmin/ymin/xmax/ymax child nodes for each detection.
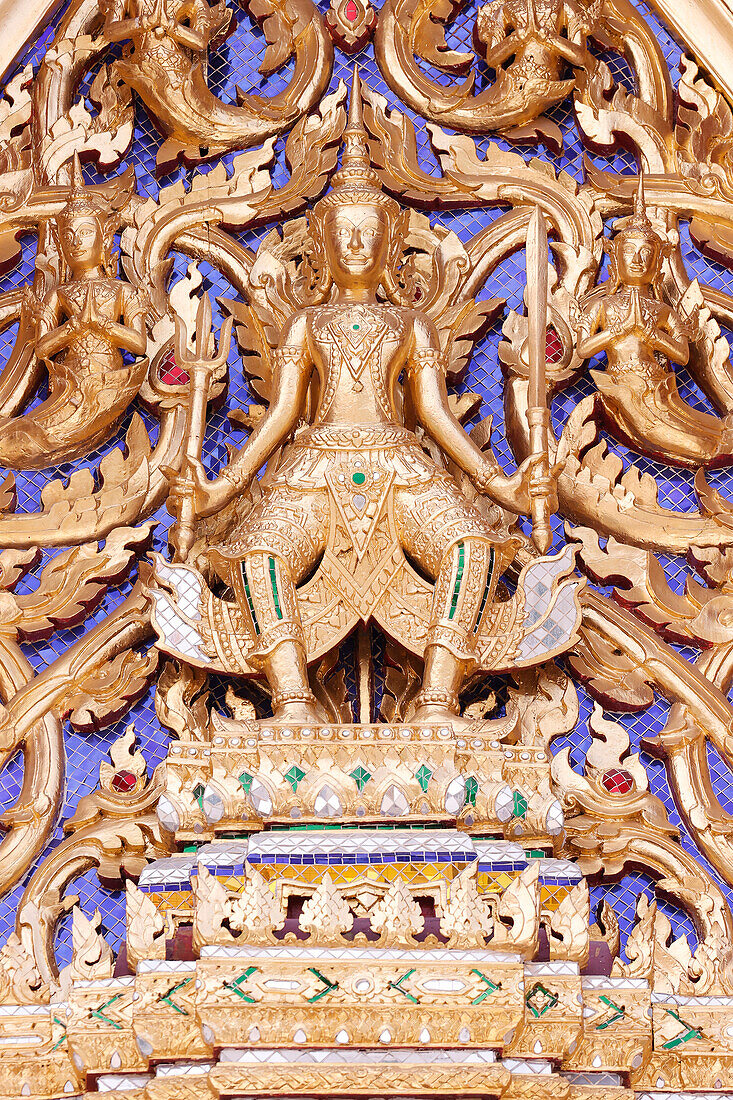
<box><xmin>57</xmin><ymin>152</ymin><xmax>108</xmax><ymax>225</ymax></box>
<box><xmin>614</xmin><ymin>170</ymin><xmax>656</xmax><ymax>237</ymax></box>
<box><xmin>314</xmin><ymin>66</ymin><xmax>398</xmax><ymax>216</ymax></box>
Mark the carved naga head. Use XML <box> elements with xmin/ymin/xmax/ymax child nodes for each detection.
<box><xmin>607</xmin><ymin>173</ymin><xmax>666</xmax><ymax>292</ymax></box>
<box><xmin>55</xmin><ymin>153</ymin><xmax>116</xmax><ymax>279</ymax></box>
<box><xmin>308</xmin><ymin>67</ymin><xmax>408</xmax><ymax>301</ymax></box>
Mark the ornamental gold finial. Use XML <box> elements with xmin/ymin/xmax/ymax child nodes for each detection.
<box><xmin>315</xmin><ymin>65</ymin><xmax>398</xmax><ymax>217</ymax></box>
<box><xmin>619</xmin><ymin>169</ymin><xmax>655</xmax><ymax>237</ymax></box>
<box><xmin>333</xmin><ymin>65</ymin><xmax>377</xmax><ymax>188</ymax></box>
<box><xmin>56</xmin><ymin>152</ymin><xmax>107</xmax><ymax>227</ymax></box>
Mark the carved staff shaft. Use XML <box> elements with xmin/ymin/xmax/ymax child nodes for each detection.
<box><xmin>172</xmin><ymin>292</ymin><xmax>232</xmax><ymax>562</ymax></box>
<box><xmin>175</xmin><ymin>361</ymin><xmax>212</xmax><ymax>562</ymax></box>
<box><xmin>526</xmin><ymin>205</ymin><xmax>553</xmax><ymax>555</ymax></box>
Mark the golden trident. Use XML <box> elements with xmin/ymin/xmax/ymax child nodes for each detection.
<box><xmin>170</xmin><ymin>291</ymin><xmax>233</xmax><ymax>561</ymax></box>
<box><xmin>525</xmin><ymin>204</ymin><xmax>555</xmax><ymax>554</ymax></box>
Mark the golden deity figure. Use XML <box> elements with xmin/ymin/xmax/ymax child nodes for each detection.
<box><xmin>105</xmin><ymin>0</ymin><xmax>230</xmax><ymax>97</ymax></box>
<box><xmin>474</xmin><ymin>0</ymin><xmax>599</xmax><ymax>131</ymax></box>
<box><xmin>151</xmin><ymin>75</ymin><xmax>582</xmax><ymax>727</ymax></box>
<box><xmin>0</xmin><ymin>156</ymin><xmax>149</xmax><ymax>470</ymax></box>
<box><xmin>102</xmin><ymin>0</ymin><xmax>330</xmax><ymax>167</ymax></box>
<box><xmin>576</xmin><ymin>177</ymin><xmax>733</xmax><ymax>468</ymax></box>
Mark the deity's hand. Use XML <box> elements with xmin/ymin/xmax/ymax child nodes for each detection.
<box><xmin>167</xmin><ymin>459</ymin><xmax>237</xmax><ymax>520</ymax></box>
<box><xmin>85</xmin><ymin>291</ymin><xmax>115</xmax><ymax>339</ymax></box>
<box><xmin>479</xmin><ymin>452</ymin><xmax>559</xmax><ymax>515</ymax></box>
<box><xmin>522</xmin><ymin>451</ymin><xmax>559</xmax><ymax>516</ymax></box>
<box><xmin>613</xmin><ymin>294</ymin><xmax>654</xmax><ymax>342</ymax></box>
<box><xmin>140</xmin><ymin>2</ymin><xmax>175</xmax><ymax>37</ymax></box>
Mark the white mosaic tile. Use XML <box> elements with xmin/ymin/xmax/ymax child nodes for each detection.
<box><xmin>245</xmin><ymin>828</ymin><xmax>477</xmax><ymax>861</ymax></box>
<box><xmin>219</xmin><ymin>1049</ymin><xmax>498</xmax><ymax>1064</ymax></box>
<box><xmin>472</xmin><ymin>840</ymin><xmax>526</xmax><ymax>863</ymax></box>
<box><xmin>136</xmin><ymin>959</ymin><xmax>196</xmax><ymax>974</ymax></box>
<box><xmin>200</xmin><ymin>945</ymin><xmax>522</xmax><ymax>963</ymax></box>
<box><xmin>532</xmin><ymin>858</ymin><xmax>582</xmax><ymax>880</ymax></box>
<box><xmin>97</xmin><ymin>1074</ymin><xmax>152</xmax><ymax>1092</ymax></box>
<box><xmin>138</xmin><ymin>855</ymin><xmax>197</xmax><ymax>887</ymax></box>
<box><xmin>197</xmin><ymin>841</ymin><xmax>249</xmax><ymax>867</ymax></box>
<box><xmin>0</xmin><ymin>1005</ymin><xmax>50</xmax><ymax>1017</ymax></box>
<box><xmin>155</xmin><ymin>1062</ymin><xmax>216</xmax><ymax>1077</ymax></box>
<box><xmin>564</xmin><ymin>1072</ymin><xmax>624</xmax><ymax>1086</ymax></box>
<box><xmin>73</xmin><ymin>976</ymin><xmax>135</xmax><ymax>990</ymax></box>
<box><xmin>650</xmin><ymin>992</ymin><xmax>733</xmax><ymax>1005</ymax></box>
<box><xmin>582</xmin><ymin>976</ymin><xmax>648</xmax><ymax>989</ymax></box>
<box><xmin>503</xmin><ymin>1059</ymin><xmax>553</xmax><ymax>1075</ymax></box>
<box><xmin>524</xmin><ymin>961</ymin><xmax>579</xmax><ymax>976</ymax></box>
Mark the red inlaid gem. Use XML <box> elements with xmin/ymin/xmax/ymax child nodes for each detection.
<box><xmin>545</xmin><ymin>325</ymin><xmax>561</xmax><ymax>360</ymax></box>
<box><xmin>160</xmin><ymin>349</ymin><xmax>190</xmax><ymax>386</ymax></box>
<box><xmin>345</xmin><ymin>0</ymin><xmax>359</xmax><ymax>20</ymax></box>
<box><xmin>546</xmin><ymin>328</ymin><xmax>563</xmax><ymax>363</ymax></box>
<box><xmin>111</xmin><ymin>770</ymin><xmax>137</xmax><ymax>793</ymax></box>
<box><xmin>601</xmin><ymin>768</ymin><xmax>634</xmax><ymax>795</ymax></box>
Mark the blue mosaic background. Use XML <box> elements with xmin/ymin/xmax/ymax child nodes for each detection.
<box><xmin>0</xmin><ymin>0</ymin><xmax>730</xmax><ymax>967</ymax></box>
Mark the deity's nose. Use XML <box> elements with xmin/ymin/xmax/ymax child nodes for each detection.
<box><xmin>349</xmin><ymin>227</ymin><xmax>363</xmax><ymax>250</ymax></box>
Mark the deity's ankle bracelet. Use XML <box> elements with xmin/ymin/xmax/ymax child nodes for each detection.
<box><xmin>271</xmin><ymin>688</ymin><xmax>318</xmax><ymax>710</ymax></box>
<box><xmin>413</xmin><ymin>688</ymin><xmax>460</xmax><ymax>714</ymax></box>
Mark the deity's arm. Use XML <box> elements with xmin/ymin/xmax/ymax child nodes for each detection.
<box><xmin>481</xmin><ymin>33</ymin><xmax>521</xmax><ymax>67</ymax></box>
<box><xmin>203</xmin><ymin>313</ymin><xmax>312</xmax><ymax>508</ymax></box>
<box><xmin>168</xmin><ymin>2</ymin><xmax>211</xmax><ymax>52</ymax></box>
<box><xmin>96</xmin><ymin>290</ymin><xmax>148</xmax><ymax>357</ymax></box>
<box><xmin>551</xmin><ymin>35</ymin><xmax>588</xmax><ymax>67</ymax></box>
<box><xmin>477</xmin><ymin>3</ymin><xmax>516</xmax><ymax>61</ymax></box>
<box><xmin>654</xmin><ymin>310</ymin><xmax>690</xmax><ymax>365</ymax></box>
<box><xmin>575</xmin><ymin>299</ymin><xmax>610</xmax><ymax>359</ymax></box>
<box><xmin>34</xmin><ymin>291</ymin><xmax>74</xmax><ymax>360</ymax></box>
<box><xmin>104</xmin><ymin>0</ymin><xmax>141</xmax><ymax>41</ymax></box>
<box><xmin>407</xmin><ymin>314</ymin><xmax>531</xmax><ymax>512</ymax></box>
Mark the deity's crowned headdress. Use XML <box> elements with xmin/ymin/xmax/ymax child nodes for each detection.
<box><xmin>613</xmin><ymin>173</ymin><xmax>659</xmax><ymax>240</ymax></box>
<box><xmin>56</xmin><ymin>153</ymin><xmax>109</xmax><ymax>229</ymax></box>
<box><xmin>314</xmin><ymin>67</ymin><xmax>399</xmax><ymax>219</ymax></box>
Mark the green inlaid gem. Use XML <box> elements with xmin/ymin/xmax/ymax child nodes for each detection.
<box><xmin>193</xmin><ymin>781</ymin><xmax>205</xmax><ymax>809</ymax></box>
<box><xmin>353</xmin><ymin>323</ymin><xmax>360</xmax><ymax>330</ymax></box>
<box><xmin>470</xmin><ymin>969</ymin><xmax>499</xmax><ymax>1004</ymax></box>
<box><xmin>238</xmin><ymin>771</ymin><xmax>253</xmax><ymax>794</ymax></box>
<box><xmin>91</xmin><ymin>992</ymin><xmax>125</xmax><ymax>1029</ymax></box>
<box><xmin>415</xmin><ymin>764</ymin><xmax>433</xmax><ymax>792</ymax></box>
<box><xmin>224</xmin><ymin>966</ymin><xmax>259</xmax><ymax>1002</ymax></box>
<box><xmin>350</xmin><ymin>765</ymin><xmax>372</xmax><ymax>791</ymax></box>
<box><xmin>268</xmin><ymin>555</ymin><xmax>283</xmax><ymax>619</ymax></box>
<box><xmin>352</xmin><ymin>470</ymin><xmax>366</xmax><ymax>485</ymax></box>
<box><xmin>595</xmin><ymin>995</ymin><xmax>626</xmax><ymax>1030</ymax></box>
<box><xmin>307</xmin><ymin>967</ymin><xmax>339</xmax><ymax>1002</ymax></box>
<box><xmin>512</xmin><ymin>791</ymin><xmax>528</xmax><ymax>818</ymax></box>
<box><xmin>51</xmin><ymin>1017</ymin><xmax>68</xmax><ymax>1052</ymax></box>
<box><xmin>242</xmin><ymin>564</ymin><xmax>260</xmax><ymax>635</ymax></box>
<box><xmin>448</xmin><ymin>542</ymin><xmax>466</xmax><ymax>620</ymax></box>
<box><xmin>525</xmin><ymin>982</ymin><xmax>558</xmax><ymax>1018</ymax></box>
<box><xmin>388</xmin><ymin>969</ymin><xmax>419</xmax><ymax>1003</ymax></box>
<box><xmin>284</xmin><ymin>764</ymin><xmax>306</xmax><ymax>792</ymax></box>
<box><xmin>157</xmin><ymin>977</ymin><xmax>193</xmax><ymax>1016</ymax></box>
<box><xmin>473</xmin><ymin>547</ymin><xmax>495</xmax><ymax>632</ymax></box>
<box><xmin>662</xmin><ymin>1008</ymin><xmax>705</xmax><ymax>1049</ymax></box>
<box><xmin>465</xmin><ymin>776</ymin><xmax>478</xmax><ymax>807</ymax></box>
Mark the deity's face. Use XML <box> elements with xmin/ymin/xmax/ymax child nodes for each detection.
<box><xmin>614</xmin><ymin>230</ymin><xmax>661</xmax><ymax>287</ymax></box>
<box><xmin>59</xmin><ymin>214</ymin><xmax>105</xmax><ymax>275</ymax></box>
<box><xmin>322</xmin><ymin>202</ymin><xmax>391</xmax><ymax>290</ymax></box>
